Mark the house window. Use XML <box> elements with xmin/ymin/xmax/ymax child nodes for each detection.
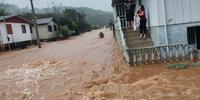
<box><xmin>48</xmin><ymin>25</ymin><xmax>53</xmax><ymax>32</ymax></box>
<box><xmin>187</xmin><ymin>27</ymin><xmax>196</xmax><ymax>44</ymax></box>
<box><xmin>54</xmin><ymin>25</ymin><xmax>57</xmax><ymax>31</ymax></box>
<box><xmin>21</xmin><ymin>25</ymin><xmax>26</xmax><ymax>33</ymax></box>
<box><xmin>6</xmin><ymin>24</ymin><xmax>13</xmax><ymax>34</ymax></box>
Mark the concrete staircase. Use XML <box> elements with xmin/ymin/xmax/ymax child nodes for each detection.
<box><xmin>124</xmin><ymin>29</ymin><xmax>154</xmax><ymax>48</ymax></box>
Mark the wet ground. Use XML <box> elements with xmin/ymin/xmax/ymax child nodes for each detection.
<box><xmin>0</xmin><ymin>28</ymin><xmax>200</xmax><ymax>100</ymax></box>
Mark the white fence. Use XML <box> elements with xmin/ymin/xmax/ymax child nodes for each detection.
<box><xmin>114</xmin><ymin>17</ymin><xmax>129</xmax><ymax>63</ymax></box>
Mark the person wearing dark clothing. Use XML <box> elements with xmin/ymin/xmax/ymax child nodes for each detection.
<box><xmin>136</xmin><ymin>5</ymin><xmax>147</xmax><ymax>39</ymax></box>
<box><xmin>126</xmin><ymin>0</ymin><xmax>135</xmax><ymax>29</ymax></box>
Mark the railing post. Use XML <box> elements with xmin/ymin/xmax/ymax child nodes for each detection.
<box><xmin>129</xmin><ymin>49</ymin><xmax>133</xmax><ymax>65</ymax></box>
<box><xmin>157</xmin><ymin>47</ymin><xmax>161</xmax><ymax>64</ymax></box>
<box><xmin>175</xmin><ymin>45</ymin><xmax>179</xmax><ymax>61</ymax></box>
<box><xmin>190</xmin><ymin>48</ymin><xmax>194</xmax><ymax>61</ymax></box>
<box><xmin>162</xmin><ymin>46</ymin><xmax>167</xmax><ymax>63</ymax></box>
<box><xmin>152</xmin><ymin>48</ymin><xmax>155</xmax><ymax>64</ymax></box>
<box><xmin>181</xmin><ymin>44</ymin><xmax>186</xmax><ymax>61</ymax></box>
<box><xmin>169</xmin><ymin>46</ymin><xmax>173</xmax><ymax>62</ymax></box>
<box><xmin>133</xmin><ymin>49</ymin><xmax>137</xmax><ymax>66</ymax></box>
<box><xmin>145</xmin><ymin>48</ymin><xmax>149</xmax><ymax>64</ymax></box>
<box><xmin>139</xmin><ymin>49</ymin><xmax>143</xmax><ymax>65</ymax></box>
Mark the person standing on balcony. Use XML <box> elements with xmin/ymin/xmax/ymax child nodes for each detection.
<box><xmin>136</xmin><ymin>4</ymin><xmax>147</xmax><ymax>39</ymax></box>
<box><xmin>126</xmin><ymin>0</ymin><xmax>135</xmax><ymax>29</ymax></box>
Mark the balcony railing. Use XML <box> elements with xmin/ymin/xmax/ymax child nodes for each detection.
<box><xmin>114</xmin><ymin>17</ymin><xmax>200</xmax><ymax>66</ymax></box>
<box><xmin>128</xmin><ymin>44</ymin><xmax>200</xmax><ymax>66</ymax></box>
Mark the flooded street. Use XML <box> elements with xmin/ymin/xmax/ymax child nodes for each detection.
<box><xmin>0</xmin><ymin>28</ymin><xmax>200</xmax><ymax>100</ymax></box>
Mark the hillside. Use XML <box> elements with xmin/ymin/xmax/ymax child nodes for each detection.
<box><xmin>0</xmin><ymin>4</ymin><xmax>113</xmax><ymax>26</ymax></box>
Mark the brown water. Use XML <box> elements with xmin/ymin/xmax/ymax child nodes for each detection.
<box><xmin>0</xmin><ymin>28</ymin><xmax>200</xmax><ymax>100</ymax></box>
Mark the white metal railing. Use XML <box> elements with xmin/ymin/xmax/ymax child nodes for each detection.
<box><xmin>128</xmin><ymin>43</ymin><xmax>200</xmax><ymax>66</ymax></box>
<box><xmin>114</xmin><ymin>17</ymin><xmax>129</xmax><ymax>63</ymax></box>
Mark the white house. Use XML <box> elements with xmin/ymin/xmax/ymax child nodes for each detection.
<box><xmin>112</xmin><ymin>0</ymin><xmax>200</xmax><ymax>50</ymax></box>
<box><xmin>32</xmin><ymin>17</ymin><xmax>58</xmax><ymax>41</ymax></box>
<box><xmin>139</xmin><ymin>0</ymin><xmax>200</xmax><ymax>50</ymax></box>
<box><xmin>112</xmin><ymin>0</ymin><xmax>200</xmax><ymax>65</ymax></box>
<box><xmin>0</xmin><ymin>15</ymin><xmax>32</xmax><ymax>45</ymax></box>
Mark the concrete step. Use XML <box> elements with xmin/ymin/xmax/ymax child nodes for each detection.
<box><xmin>124</xmin><ymin>29</ymin><xmax>154</xmax><ymax>48</ymax></box>
<box><xmin>127</xmin><ymin>42</ymin><xmax>154</xmax><ymax>48</ymax></box>
<box><xmin>127</xmin><ymin>40</ymin><xmax>153</xmax><ymax>46</ymax></box>
<box><xmin>127</xmin><ymin>36</ymin><xmax>152</xmax><ymax>41</ymax></box>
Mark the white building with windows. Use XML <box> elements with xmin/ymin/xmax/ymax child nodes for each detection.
<box><xmin>112</xmin><ymin>0</ymin><xmax>200</xmax><ymax>50</ymax></box>
<box><xmin>0</xmin><ymin>15</ymin><xmax>32</xmax><ymax>45</ymax></box>
<box><xmin>32</xmin><ymin>17</ymin><xmax>58</xmax><ymax>41</ymax></box>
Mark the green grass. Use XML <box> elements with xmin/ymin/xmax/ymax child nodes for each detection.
<box><xmin>168</xmin><ymin>63</ymin><xmax>189</xmax><ymax>70</ymax></box>
<box><xmin>192</xmin><ymin>62</ymin><xmax>200</xmax><ymax>67</ymax></box>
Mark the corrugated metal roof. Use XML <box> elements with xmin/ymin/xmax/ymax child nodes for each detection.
<box><xmin>35</xmin><ymin>17</ymin><xmax>53</xmax><ymax>25</ymax></box>
<box><xmin>0</xmin><ymin>15</ymin><xmax>17</xmax><ymax>21</ymax></box>
<box><xmin>0</xmin><ymin>15</ymin><xmax>33</xmax><ymax>24</ymax></box>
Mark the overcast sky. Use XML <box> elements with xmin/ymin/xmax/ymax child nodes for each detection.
<box><xmin>2</xmin><ymin>0</ymin><xmax>113</xmax><ymax>12</ymax></box>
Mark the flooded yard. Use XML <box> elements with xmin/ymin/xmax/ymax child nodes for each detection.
<box><xmin>0</xmin><ymin>28</ymin><xmax>200</xmax><ymax>100</ymax></box>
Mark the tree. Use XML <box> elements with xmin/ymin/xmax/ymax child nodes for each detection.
<box><xmin>0</xmin><ymin>9</ymin><xmax>7</xmax><ymax>16</ymax></box>
<box><xmin>58</xmin><ymin>25</ymin><xmax>69</xmax><ymax>38</ymax></box>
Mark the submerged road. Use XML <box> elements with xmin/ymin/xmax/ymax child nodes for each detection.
<box><xmin>1</xmin><ymin>28</ymin><xmax>200</xmax><ymax>100</ymax></box>
<box><xmin>0</xmin><ymin>28</ymin><xmax>118</xmax><ymax>71</ymax></box>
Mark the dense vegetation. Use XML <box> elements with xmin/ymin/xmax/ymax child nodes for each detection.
<box><xmin>23</xmin><ymin>8</ymin><xmax>91</xmax><ymax>37</ymax></box>
<box><xmin>0</xmin><ymin>4</ymin><xmax>113</xmax><ymax>26</ymax></box>
<box><xmin>0</xmin><ymin>3</ymin><xmax>113</xmax><ymax>37</ymax></box>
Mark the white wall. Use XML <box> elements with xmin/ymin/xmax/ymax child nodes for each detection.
<box><xmin>0</xmin><ymin>26</ymin><xmax>2</xmax><ymax>43</ymax></box>
<box><xmin>47</xmin><ymin>21</ymin><xmax>58</xmax><ymax>39</ymax></box>
<box><xmin>32</xmin><ymin>20</ymin><xmax>58</xmax><ymax>40</ymax></box>
<box><xmin>0</xmin><ymin>22</ymin><xmax>32</xmax><ymax>44</ymax></box>
<box><xmin>140</xmin><ymin>0</ymin><xmax>160</xmax><ymax>27</ymax></box>
<box><xmin>141</xmin><ymin>0</ymin><xmax>200</xmax><ymax>27</ymax></box>
<box><xmin>32</xmin><ymin>25</ymin><xmax>48</xmax><ymax>40</ymax></box>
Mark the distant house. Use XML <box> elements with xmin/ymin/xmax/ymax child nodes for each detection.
<box><xmin>32</xmin><ymin>17</ymin><xmax>58</xmax><ymax>41</ymax></box>
<box><xmin>0</xmin><ymin>15</ymin><xmax>32</xmax><ymax>45</ymax></box>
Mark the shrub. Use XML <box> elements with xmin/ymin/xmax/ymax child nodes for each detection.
<box><xmin>168</xmin><ymin>63</ymin><xmax>189</xmax><ymax>70</ymax></box>
<box><xmin>192</xmin><ymin>62</ymin><xmax>200</xmax><ymax>67</ymax></box>
<box><xmin>58</xmin><ymin>25</ymin><xmax>69</xmax><ymax>38</ymax></box>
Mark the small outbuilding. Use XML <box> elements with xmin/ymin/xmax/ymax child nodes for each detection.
<box><xmin>32</xmin><ymin>17</ymin><xmax>58</xmax><ymax>41</ymax></box>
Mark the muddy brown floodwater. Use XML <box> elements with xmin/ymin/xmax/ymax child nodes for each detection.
<box><xmin>0</xmin><ymin>28</ymin><xmax>200</xmax><ymax>100</ymax></box>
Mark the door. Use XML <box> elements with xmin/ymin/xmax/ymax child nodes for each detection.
<box><xmin>187</xmin><ymin>26</ymin><xmax>200</xmax><ymax>50</ymax></box>
<box><xmin>196</xmin><ymin>26</ymin><xmax>200</xmax><ymax>50</ymax></box>
<box><xmin>187</xmin><ymin>27</ymin><xmax>196</xmax><ymax>48</ymax></box>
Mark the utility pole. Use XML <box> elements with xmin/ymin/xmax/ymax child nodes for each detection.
<box><xmin>30</xmin><ymin>0</ymin><xmax>41</xmax><ymax>48</ymax></box>
<box><xmin>76</xmin><ymin>9</ymin><xmax>79</xmax><ymax>23</ymax></box>
<box><xmin>3</xmin><ymin>16</ymin><xmax>11</xmax><ymax>51</ymax></box>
